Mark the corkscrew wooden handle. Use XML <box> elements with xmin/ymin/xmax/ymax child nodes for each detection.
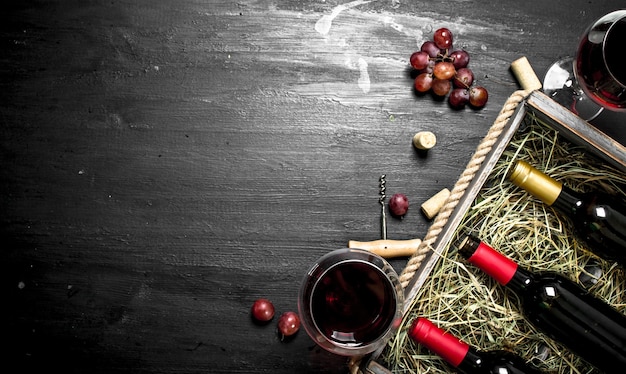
<box><xmin>348</xmin><ymin>238</ymin><xmax>422</xmax><ymax>258</ymax></box>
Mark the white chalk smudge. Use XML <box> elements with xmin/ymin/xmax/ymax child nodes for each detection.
<box><xmin>356</xmin><ymin>58</ymin><xmax>370</xmax><ymax>93</ymax></box>
<box><xmin>344</xmin><ymin>56</ymin><xmax>371</xmax><ymax>93</ymax></box>
<box><xmin>315</xmin><ymin>1</ymin><xmax>373</xmax><ymax>94</ymax></box>
<box><xmin>315</xmin><ymin>0</ymin><xmax>371</xmax><ymax>35</ymax></box>
<box><xmin>380</xmin><ymin>15</ymin><xmax>404</xmax><ymax>33</ymax></box>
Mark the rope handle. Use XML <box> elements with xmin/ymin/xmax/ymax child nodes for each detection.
<box><xmin>398</xmin><ymin>89</ymin><xmax>531</xmax><ymax>287</ymax></box>
<box><xmin>348</xmin><ymin>89</ymin><xmax>532</xmax><ymax>374</ymax></box>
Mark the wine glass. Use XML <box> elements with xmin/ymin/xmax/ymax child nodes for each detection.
<box><xmin>543</xmin><ymin>10</ymin><xmax>626</xmax><ymax>121</ymax></box>
<box><xmin>298</xmin><ymin>248</ymin><xmax>403</xmax><ymax>356</ymax></box>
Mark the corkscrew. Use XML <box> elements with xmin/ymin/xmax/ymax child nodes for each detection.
<box><xmin>379</xmin><ymin>174</ymin><xmax>387</xmax><ymax>240</ymax></box>
<box><xmin>348</xmin><ymin>175</ymin><xmax>421</xmax><ymax>258</ymax></box>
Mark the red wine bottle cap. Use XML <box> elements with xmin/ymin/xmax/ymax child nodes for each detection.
<box><xmin>465</xmin><ymin>239</ymin><xmax>518</xmax><ymax>285</ymax></box>
<box><xmin>408</xmin><ymin>317</ymin><xmax>469</xmax><ymax>367</ymax></box>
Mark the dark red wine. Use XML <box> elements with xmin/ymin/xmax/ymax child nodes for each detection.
<box><xmin>409</xmin><ymin>317</ymin><xmax>542</xmax><ymax>374</ymax></box>
<box><xmin>459</xmin><ymin>235</ymin><xmax>626</xmax><ymax>373</ymax></box>
<box><xmin>575</xmin><ymin>11</ymin><xmax>626</xmax><ymax>110</ymax></box>
<box><xmin>299</xmin><ymin>248</ymin><xmax>402</xmax><ymax>356</ymax></box>
<box><xmin>310</xmin><ymin>259</ymin><xmax>397</xmax><ymax>346</ymax></box>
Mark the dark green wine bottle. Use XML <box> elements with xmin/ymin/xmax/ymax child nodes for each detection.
<box><xmin>508</xmin><ymin>160</ymin><xmax>626</xmax><ymax>267</ymax></box>
<box><xmin>459</xmin><ymin>235</ymin><xmax>626</xmax><ymax>373</ymax></box>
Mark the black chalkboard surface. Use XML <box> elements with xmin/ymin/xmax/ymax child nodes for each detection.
<box><xmin>2</xmin><ymin>1</ymin><xmax>624</xmax><ymax>373</ymax></box>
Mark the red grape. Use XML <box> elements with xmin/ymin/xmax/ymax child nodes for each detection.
<box><xmin>277</xmin><ymin>311</ymin><xmax>300</xmax><ymax>338</ymax></box>
<box><xmin>414</xmin><ymin>73</ymin><xmax>433</xmax><ymax>93</ymax></box>
<box><xmin>433</xmin><ymin>28</ymin><xmax>453</xmax><ymax>50</ymax></box>
<box><xmin>424</xmin><ymin>60</ymin><xmax>436</xmax><ymax>74</ymax></box>
<box><xmin>449</xmin><ymin>88</ymin><xmax>470</xmax><ymax>109</ymax></box>
<box><xmin>449</xmin><ymin>50</ymin><xmax>470</xmax><ymax>69</ymax></box>
<box><xmin>389</xmin><ymin>193</ymin><xmax>409</xmax><ymax>217</ymax></box>
<box><xmin>409</xmin><ymin>51</ymin><xmax>430</xmax><ymax>70</ymax></box>
<box><xmin>469</xmin><ymin>86</ymin><xmax>489</xmax><ymax>108</ymax></box>
<box><xmin>251</xmin><ymin>298</ymin><xmax>275</xmax><ymax>323</ymax></box>
<box><xmin>433</xmin><ymin>61</ymin><xmax>456</xmax><ymax>80</ymax></box>
<box><xmin>431</xmin><ymin>78</ymin><xmax>451</xmax><ymax>96</ymax></box>
<box><xmin>420</xmin><ymin>41</ymin><xmax>441</xmax><ymax>58</ymax></box>
<box><xmin>453</xmin><ymin>67</ymin><xmax>474</xmax><ymax>88</ymax></box>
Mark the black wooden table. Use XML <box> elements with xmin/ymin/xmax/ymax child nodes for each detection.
<box><xmin>2</xmin><ymin>1</ymin><xmax>624</xmax><ymax>373</ymax></box>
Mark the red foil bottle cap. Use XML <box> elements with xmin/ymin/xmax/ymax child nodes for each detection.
<box><xmin>408</xmin><ymin>317</ymin><xmax>469</xmax><ymax>367</ymax></box>
<box><xmin>467</xmin><ymin>240</ymin><xmax>518</xmax><ymax>285</ymax></box>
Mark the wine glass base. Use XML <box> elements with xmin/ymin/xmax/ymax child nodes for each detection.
<box><xmin>543</xmin><ymin>57</ymin><xmax>603</xmax><ymax>121</ymax></box>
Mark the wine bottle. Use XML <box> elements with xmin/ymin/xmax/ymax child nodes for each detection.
<box><xmin>409</xmin><ymin>317</ymin><xmax>543</xmax><ymax>374</ymax></box>
<box><xmin>508</xmin><ymin>160</ymin><xmax>626</xmax><ymax>267</ymax></box>
<box><xmin>458</xmin><ymin>235</ymin><xmax>626</xmax><ymax>373</ymax></box>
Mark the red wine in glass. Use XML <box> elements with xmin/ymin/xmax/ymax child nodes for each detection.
<box><xmin>298</xmin><ymin>248</ymin><xmax>403</xmax><ymax>356</ymax></box>
<box><xmin>543</xmin><ymin>10</ymin><xmax>626</xmax><ymax>121</ymax></box>
<box><xmin>575</xmin><ymin>12</ymin><xmax>626</xmax><ymax>111</ymax></box>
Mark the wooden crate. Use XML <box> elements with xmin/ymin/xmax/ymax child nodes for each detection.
<box><xmin>357</xmin><ymin>90</ymin><xmax>626</xmax><ymax>374</ymax></box>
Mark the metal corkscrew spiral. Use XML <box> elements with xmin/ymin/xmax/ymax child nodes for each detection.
<box><xmin>347</xmin><ymin>174</ymin><xmax>421</xmax><ymax>259</ymax></box>
<box><xmin>379</xmin><ymin>174</ymin><xmax>387</xmax><ymax>240</ymax></box>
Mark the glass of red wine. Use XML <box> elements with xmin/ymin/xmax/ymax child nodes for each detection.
<box><xmin>298</xmin><ymin>248</ymin><xmax>403</xmax><ymax>356</ymax></box>
<box><xmin>543</xmin><ymin>9</ymin><xmax>626</xmax><ymax>121</ymax></box>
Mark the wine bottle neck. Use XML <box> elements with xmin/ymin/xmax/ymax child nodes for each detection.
<box><xmin>408</xmin><ymin>317</ymin><xmax>469</xmax><ymax>367</ymax></box>
<box><xmin>458</xmin><ymin>236</ymin><xmax>518</xmax><ymax>286</ymax></box>
<box><xmin>551</xmin><ymin>186</ymin><xmax>583</xmax><ymax>215</ymax></box>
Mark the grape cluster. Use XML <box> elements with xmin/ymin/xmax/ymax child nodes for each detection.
<box><xmin>410</xmin><ymin>28</ymin><xmax>488</xmax><ymax>109</ymax></box>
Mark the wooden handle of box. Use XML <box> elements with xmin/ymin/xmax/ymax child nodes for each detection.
<box><xmin>348</xmin><ymin>238</ymin><xmax>422</xmax><ymax>258</ymax></box>
<box><xmin>511</xmin><ymin>56</ymin><xmax>542</xmax><ymax>91</ymax></box>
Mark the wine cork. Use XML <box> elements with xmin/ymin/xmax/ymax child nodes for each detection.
<box><xmin>412</xmin><ymin>131</ymin><xmax>437</xmax><ymax>150</ymax></box>
<box><xmin>421</xmin><ymin>188</ymin><xmax>450</xmax><ymax>219</ymax></box>
<box><xmin>510</xmin><ymin>56</ymin><xmax>542</xmax><ymax>91</ymax></box>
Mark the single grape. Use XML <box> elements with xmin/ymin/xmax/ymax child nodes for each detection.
<box><xmin>414</xmin><ymin>73</ymin><xmax>433</xmax><ymax>93</ymax></box>
<box><xmin>432</xmin><ymin>61</ymin><xmax>456</xmax><ymax>80</ymax></box>
<box><xmin>433</xmin><ymin>28</ymin><xmax>453</xmax><ymax>50</ymax></box>
<box><xmin>453</xmin><ymin>67</ymin><xmax>474</xmax><ymax>88</ymax></box>
<box><xmin>449</xmin><ymin>50</ymin><xmax>470</xmax><ymax>69</ymax></box>
<box><xmin>431</xmin><ymin>78</ymin><xmax>451</xmax><ymax>97</ymax></box>
<box><xmin>469</xmin><ymin>86</ymin><xmax>489</xmax><ymax>108</ymax></box>
<box><xmin>424</xmin><ymin>59</ymin><xmax>436</xmax><ymax>74</ymax></box>
<box><xmin>277</xmin><ymin>311</ymin><xmax>300</xmax><ymax>338</ymax></box>
<box><xmin>251</xmin><ymin>298</ymin><xmax>275</xmax><ymax>323</ymax></box>
<box><xmin>420</xmin><ymin>41</ymin><xmax>441</xmax><ymax>58</ymax></box>
<box><xmin>409</xmin><ymin>51</ymin><xmax>430</xmax><ymax>70</ymax></box>
<box><xmin>449</xmin><ymin>88</ymin><xmax>470</xmax><ymax>109</ymax></box>
<box><xmin>389</xmin><ymin>193</ymin><xmax>409</xmax><ymax>217</ymax></box>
